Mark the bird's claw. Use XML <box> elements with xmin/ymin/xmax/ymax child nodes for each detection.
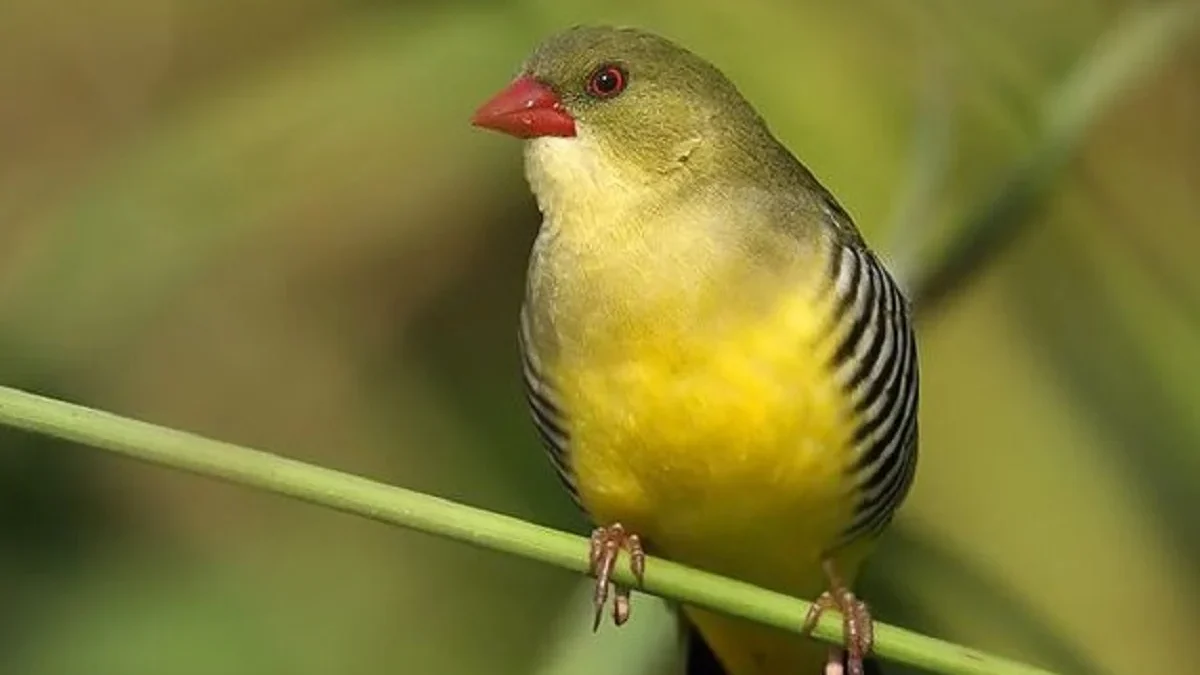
<box><xmin>823</xmin><ymin>647</ymin><xmax>846</xmax><ymax>675</ymax></box>
<box><xmin>588</xmin><ymin>523</ymin><xmax>645</xmax><ymax>630</ymax></box>
<box><xmin>800</xmin><ymin>568</ymin><xmax>874</xmax><ymax>675</ymax></box>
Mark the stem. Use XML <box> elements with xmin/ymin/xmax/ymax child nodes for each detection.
<box><xmin>906</xmin><ymin>1</ymin><xmax>1199</xmax><ymax>316</ymax></box>
<box><xmin>0</xmin><ymin>384</ymin><xmax>1052</xmax><ymax>675</ymax></box>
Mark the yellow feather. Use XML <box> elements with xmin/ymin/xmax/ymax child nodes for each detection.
<box><xmin>523</xmin><ymin>133</ymin><xmax>877</xmax><ymax>674</ymax></box>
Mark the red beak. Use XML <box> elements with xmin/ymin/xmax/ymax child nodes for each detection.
<box><xmin>471</xmin><ymin>76</ymin><xmax>577</xmax><ymax>139</ymax></box>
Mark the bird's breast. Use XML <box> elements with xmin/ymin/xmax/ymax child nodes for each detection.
<box><xmin>529</xmin><ymin>232</ymin><xmax>861</xmax><ymax>588</ymax></box>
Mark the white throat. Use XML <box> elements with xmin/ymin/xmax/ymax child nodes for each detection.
<box><xmin>522</xmin><ymin>128</ymin><xmax>655</xmax><ymax>232</ymax></box>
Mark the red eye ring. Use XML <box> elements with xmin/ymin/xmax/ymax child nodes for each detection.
<box><xmin>586</xmin><ymin>65</ymin><xmax>627</xmax><ymax>98</ymax></box>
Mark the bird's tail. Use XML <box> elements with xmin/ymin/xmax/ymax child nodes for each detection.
<box><xmin>683</xmin><ymin>621</ymin><xmax>885</xmax><ymax>675</ymax></box>
<box><xmin>683</xmin><ymin>620</ymin><xmax>732</xmax><ymax>675</ymax></box>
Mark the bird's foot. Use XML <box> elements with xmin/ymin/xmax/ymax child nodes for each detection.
<box><xmin>588</xmin><ymin>523</ymin><xmax>645</xmax><ymax>630</ymax></box>
<box><xmin>823</xmin><ymin>647</ymin><xmax>846</xmax><ymax>675</ymax></box>
<box><xmin>800</xmin><ymin>562</ymin><xmax>874</xmax><ymax>675</ymax></box>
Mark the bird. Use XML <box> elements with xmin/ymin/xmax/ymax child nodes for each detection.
<box><xmin>470</xmin><ymin>25</ymin><xmax>919</xmax><ymax>675</ymax></box>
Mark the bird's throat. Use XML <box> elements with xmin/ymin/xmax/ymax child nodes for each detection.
<box><xmin>523</xmin><ymin>133</ymin><xmax>657</xmax><ymax>229</ymax></box>
<box><xmin>524</xmin><ymin>137</ymin><xmax>722</xmax><ymax>335</ymax></box>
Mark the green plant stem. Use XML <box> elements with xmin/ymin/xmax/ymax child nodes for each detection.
<box><xmin>905</xmin><ymin>1</ymin><xmax>1199</xmax><ymax>318</ymax></box>
<box><xmin>0</xmin><ymin>384</ymin><xmax>1051</xmax><ymax>675</ymax></box>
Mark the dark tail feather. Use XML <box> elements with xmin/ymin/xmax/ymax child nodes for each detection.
<box><xmin>683</xmin><ymin>624</ymin><xmax>885</xmax><ymax>675</ymax></box>
<box><xmin>683</xmin><ymin>622</ymin><xmax>727</xmax><ymax>675</ymax></box>
<box><xmin>858</xmin><ymin>655</ymin><xmax>887</xmax><ymax>675</ymax></box>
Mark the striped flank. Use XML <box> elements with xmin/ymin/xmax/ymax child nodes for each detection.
<box><xmin>824</xmin><ymin>242</ymin><xmax>920</xmax><ymax>548</ymax></box>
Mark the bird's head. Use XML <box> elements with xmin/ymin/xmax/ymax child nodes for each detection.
<box><xmin>472</xmin><ymin>26</ymin><xmax>780</xmax><ymax>217</ymax></box>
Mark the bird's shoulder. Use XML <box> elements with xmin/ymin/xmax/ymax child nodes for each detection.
<box><xmin>699</xmin><ymin>133</ymin><xmax>870</xmax><ymax>253</ymax></box>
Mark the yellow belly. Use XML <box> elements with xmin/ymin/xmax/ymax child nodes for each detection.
<box><xmin>558</xmin><ymin>286</ymin><xmax>861</xmax><ymax>595</ymax></box>
<box><xmin>554</xmin><ymin>286</ymin><xmax>869</xmax><ymax>675</ymax></box>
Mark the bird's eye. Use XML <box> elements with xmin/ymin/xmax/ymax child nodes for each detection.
<box><xmin>586</xmin><ymin>65</ymin><xmax>627</xmax><ymax>99</ymax></box>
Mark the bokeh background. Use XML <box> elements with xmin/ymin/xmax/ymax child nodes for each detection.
<box><xmin>1</xmin><ymin>1</ymin><xmax>1197</xmax><ymax>674</ymax></box>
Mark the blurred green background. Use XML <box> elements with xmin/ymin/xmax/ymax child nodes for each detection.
<box><xmin>0</xmin><ymin>1</ymin><xmax>1196</xmax><ymax>674</ymax></box>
